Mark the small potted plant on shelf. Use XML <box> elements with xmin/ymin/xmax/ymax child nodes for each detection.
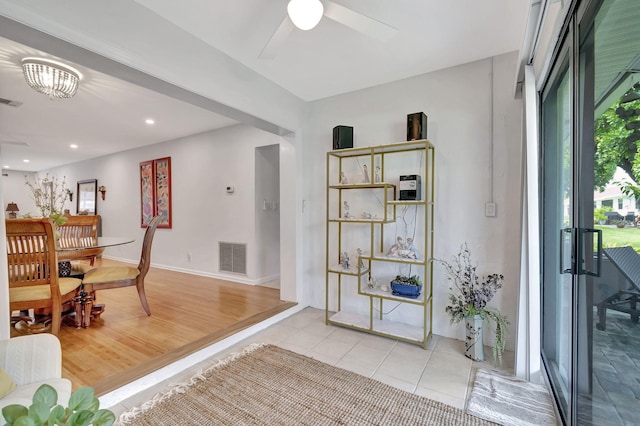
<box><xmin>437</xmin><ymin>243</ymin><xmax>509</xmax><ymax>365</ymax></box>
<box><xmin>390</xmin><ymin>274</ymin><xmax>422</xmax><ymax>299</ymax></box>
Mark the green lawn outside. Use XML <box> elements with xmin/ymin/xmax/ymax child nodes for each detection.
<box><xmin>595</xmin><ymin>225</ymin><xmax>640</xmax><ymax>252</ymax></box>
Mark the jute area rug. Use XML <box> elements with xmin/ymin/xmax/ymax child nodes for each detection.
<box><xmin>466</xmin><ymin>369</ymin><xmax>557</xmax><ymax>426</ymax></box>
<box><xmin>119</xmin><ymin>343</ymin><xmax>496</xmax><ymax>425</ymax></box>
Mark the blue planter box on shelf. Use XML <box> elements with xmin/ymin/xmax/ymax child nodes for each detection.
<box><xmin>390</xmin><ymin>282</ymin><xmax>422</xmax><ymax>299</ymax></box>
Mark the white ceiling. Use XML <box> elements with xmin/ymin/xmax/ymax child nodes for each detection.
<box><xmin>0</xmin><ymin>0</ymin><xmax>531</xmax><ymax>172</ymax></box>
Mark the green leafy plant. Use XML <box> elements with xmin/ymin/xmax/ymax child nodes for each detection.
<box><xmin>594</xmin><ymin>206</ymin><xmax>612</xmax><ymax>223</ymax></box>
<box><xmin>1</xmin><ymin>385</ymin><xmax>115</xmax><ymax>426</ymax></box>
<box><xmin>437</xmin><ymin>243</ymin><xmax>510</xmax><ymax>365</ymax></box>
<box><xmin>391</xmin><ymin>274</ymin><xmax>422</xmax><ymax>286</ymax></box>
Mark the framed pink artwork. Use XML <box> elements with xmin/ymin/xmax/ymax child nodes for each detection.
<box><xmin>140</xmin><ymin>157</ymin><xmax>172</xmax><ymax>228</ymax></box>
<box><xmin>154</xmin><ymin>157</ymin><xmax>172</xmax><ymax>229</ymax></box>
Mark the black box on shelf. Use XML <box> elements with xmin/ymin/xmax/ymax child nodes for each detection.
<box><xmin>407</xmin><ymin>112</ymin><xmax>427</xmax><ymax>141</ymax></box>
<box><xmin>399</xmin><ymin>175</ymin><xmax>421</xmax><ymax>200</ymax></box>
<box><xmin>333</xmin><ymin>125</ymin><xmax>353</xmax><ymax>150</ymax></box>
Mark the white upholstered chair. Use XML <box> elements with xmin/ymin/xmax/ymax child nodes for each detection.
<box><xmin>0</xmin><ymin>334</ymin><xmax>71</xmax><ymax>410</ymax></box>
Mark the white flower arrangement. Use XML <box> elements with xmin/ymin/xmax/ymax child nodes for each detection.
<box><xmin>24</xmin><ymin>174</ymin><xmax>69</xmax><ymax>226</ymax></box>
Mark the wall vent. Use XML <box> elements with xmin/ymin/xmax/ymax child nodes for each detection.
<box><xmin>0</xmin><ymin>97</ymin><xmax>22</xmax><ymax>108</ymax></box>
<box><xmin>219</xmin><ymin>242</ymin><xmax>247</xmax><ymax>275</ymax></box>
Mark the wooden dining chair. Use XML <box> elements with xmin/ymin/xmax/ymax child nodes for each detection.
<box><xmin>6</xmin><ymin>218</ymin><xmax>82</xmax><ymax>336</ymax></box>
<box><xmin>58</xmin><ymin>214</ymin><xmax>103</xmax><ymax>267</ymax></box>
<box><xmin>81</xmin><ymin>215</ymin><xmax>162</xmax><ymax>319</ymax></box>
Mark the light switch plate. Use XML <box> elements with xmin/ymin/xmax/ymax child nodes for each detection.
<box><xmin>485</xmin><ymin>202</ymin><xmax>496</xmax><ymax>217</ymax></box>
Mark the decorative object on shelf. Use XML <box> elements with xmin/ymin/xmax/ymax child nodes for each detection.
<box><xmin>340</xmin><ymin>251</ymin><xmax>350</xmax><ymax>270</ymax></box>
<box><xmin>361</xmin><ymin>211</ymin><xmax>373</xmax><ymax>219</ymax></box>
<box><xmin>21</xmin><ymin>57</ymin><xmax>82</xmax><ymax>99</ymax></box>
<box><xmin>407</xmin><ymin>112</ymin><xmax>428</xmax><ymax>141</ymax></box>
<box><xmin>356</xmin><ymin>248</ymin><xmax>366</xmax><ymax>270</ymax></box>
<box><xmin>343</xmin><ymin>201</ymin><xmax>353</xmax><ymax>218</ymax></box>
<box><xmin>340</xmin><ymin>172</ymin><xmax>348</xmax><ymax>184</ymax></box>
<box><xmin>77</xmin><ymin>179</ymin><xmax>97</xmax><ymax>215</ymax></box>
<box><xmin>437</xmin><ymin>243</ymin><xmax>509</xmax><ymax>364</ymax></box>
<box><xmin>5</xmin><ymin>202</ymin><xmax>19</xmax><ymax>218</ymax></box>
<box><xmin>387</xmin><ymin>236</ymin><xmax>420</xmax><ymax>259</ymax></box>
<box><xmin>367</xmin><ymin>274</ymin><xmax>377</xmax><ymax>289</ymax></box>
<box><xmin>386</xmin><ymin>236</ymin><xmax>405</xmax><ymax>257</ymax></box>
<box><xmin>140</xmin><ymin>157</ymin><xmax>172</xmax><ymax>228</ymax></box>
<box><xmin>98</xmin><ymin>185</ymin><xmax>106</xmax><ymax>200</ymax></box>
<box><xmin>399</xmin><ymin>174</ymin><xmax>421</xmax><ymax>200</ymax></box>
<box><xmin>362</xmin><ymin>164</ymin><xmax>370</xmax><ymax>183</ymax></box>
<box><xmin>404</xmin><ymin>237</ymin><xmax>420</xmax><ymax>259</ymax></box>
<box><xmin>332</xmin><ymin>125</ymin><xmax>353</xmax><ymax>150</ymax></box>
<box><xmin>390</xmin><ymin>274</ymin><xmax>422</xmax><ymax>298</ymax></box>
<box><xmin>374</xmin><ymin>166</ymin><xmax>381</xmax><ymax>183</ymax></box>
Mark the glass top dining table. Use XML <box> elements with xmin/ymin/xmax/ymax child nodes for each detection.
<box><xmin>57</xmin><ymin>237</ymin><xmax>135</xmax><ymax>251</ymax></box>
<box><xmin>56</xmin><ymin>237</ymin><xmax>135</xmax><ymax>260</ymax></box>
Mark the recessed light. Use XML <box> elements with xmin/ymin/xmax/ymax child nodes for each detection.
<box><xmin>23</xmin><ymin>159</ymin><xmax>30</xmax><ymax>163</ymax></box>
<box><xmin>70</xmin><ymin>144</ymin><xmax>78</xmax><ymax>149</ymax></box>
<box><xmin>3</xmin><ymin>165</ymin><xmax>10</xmax><ymax>169</ymax></box>
<box><xmin>145</xmin><ymin>119</ymin><xmax>155</xmax><ymax>125</ymax></box>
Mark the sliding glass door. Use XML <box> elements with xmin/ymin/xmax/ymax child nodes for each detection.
<box><xmin>542</xmin><ymin>48</ymin><xmax>573</xmax><ymax>420</ymax></box>
<box><xmin>541</xmin><ymin>0</ymin><xmax>640</xmax><ymax>424</ymax></box>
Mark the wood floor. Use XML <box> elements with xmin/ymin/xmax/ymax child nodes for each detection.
<box><xmin>12</xmin><ymin>258</ymin><xmax>294</xmax><ymax>396</ymax></box>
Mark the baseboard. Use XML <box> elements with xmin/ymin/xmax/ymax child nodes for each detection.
<box><xmin>102</xmin><ymin>256</ymin><xmax>276</xmax><ymax>286</ymax></box>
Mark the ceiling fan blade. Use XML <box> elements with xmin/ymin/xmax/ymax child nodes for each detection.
<box><xmin>323</xmin><ymin>1</ymin><xmax>397</xmax><ymax>42</ymax></box>
<box><xmin>259</xmin><ymin>16</ymin><xmax>295</xmax><ymax>59</ymax></box>
<box><xmin>0</xmin><ymin>140</ymin><xmax>28</xmax><ymax>146</ymax></box>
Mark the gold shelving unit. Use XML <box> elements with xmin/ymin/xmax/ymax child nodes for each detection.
<box><xmin>325</xmin><ymin>139</ymin><xmax>435</xmax><ymax>348</ymax></box>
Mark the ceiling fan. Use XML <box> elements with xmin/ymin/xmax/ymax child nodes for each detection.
<box><xmin>260</xmin><ymin>0</ymin><xmax>398</xmax><ymax>59</ymax></box>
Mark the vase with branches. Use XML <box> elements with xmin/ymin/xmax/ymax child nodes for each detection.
<box><xmin>437</xmin><ymin>243</ymin><xmax>509</xmax><ymax>365</ymax></box>
<box><xmin>24</xmin><ymin>174</ymin><xmax>69</xmax><ymax>228</ymax></box>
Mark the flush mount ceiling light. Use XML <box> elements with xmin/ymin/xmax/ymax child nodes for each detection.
<box><xmin>287</xmin><ymin>0</ymin><xmax>324</xmax><ymax>30</ymax></box>
<box><xmin>21</xmin><ymin>57</ymin><xmax>81</xmax><ymax>99</ymax></box>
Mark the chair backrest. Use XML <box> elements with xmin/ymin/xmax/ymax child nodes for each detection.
<box><xmin>5</xmin><ymin>218</ymin><xmax>60</xmax><ymax>298</ymax></box>
<box><xmin>137</xmin><ymin>215</ymin><xmax>162</xmax><ymax>276</ymax></box>
<box><xmin>603</xmin><ymin>246</ymin><xmax>640</xmax><ymax>290</ymax></box>
<box><xmin>58</xmin><ymin>215</ymin><xmax>100</xmax><ymax>246</ymax></box>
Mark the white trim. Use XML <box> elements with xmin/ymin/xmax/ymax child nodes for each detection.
<box><xmin>102</xmin><ymin>256</ymin><xmax>280</xmax><ymax>287</ymax></box>
<box><xmin>515</xmin><ymin>65</ymin><xmax>542</xmax><ymax>381</ymax></box>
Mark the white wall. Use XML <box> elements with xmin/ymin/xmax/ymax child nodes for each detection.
<box><xmin>2</xmin><ymin>124</ymin><xmax>292</xmax><ymax>289</ymax></box>
<box><xmin>304</xmin><ymin>52</ymin><xmax>523</xmax><ymax>349</ymax></box>
<box><xmin>1</xmin><ymin>170</ymin><xmax>39</xmax><ymax>218</ymax></box>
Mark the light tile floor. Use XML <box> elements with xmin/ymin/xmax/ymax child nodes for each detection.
<box><xmin>109</xmin><ymin>307</ymin><xmax>514</xmax><ymax>417</ymax></box>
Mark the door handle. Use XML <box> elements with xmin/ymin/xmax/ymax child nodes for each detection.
<box><xmin>580</xmin><ymin>228</ymin><xmax>602</xmax><ymax>277</ymax></box>
<box><xmin>560</xmin><ymin>227</ymin><xmax>576</xmax><ymax>274</ymax></box>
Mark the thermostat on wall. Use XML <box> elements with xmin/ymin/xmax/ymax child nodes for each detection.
<box><xmin>226</xmin><ymin>185</ymin><xmax>234</xmax><ymax>194</ymax></box>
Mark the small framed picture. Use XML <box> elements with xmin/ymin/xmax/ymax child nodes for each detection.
<box><xmin>77</xmin><ymin>179</ymin><xmax>98</xmax><ymax>215</ymax></box>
